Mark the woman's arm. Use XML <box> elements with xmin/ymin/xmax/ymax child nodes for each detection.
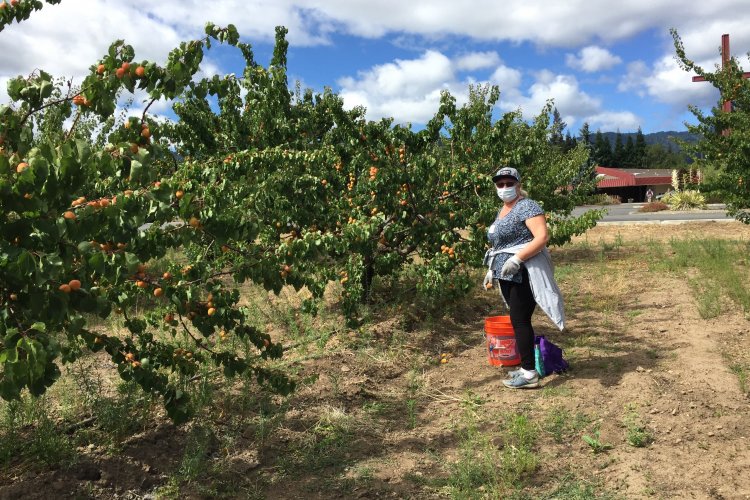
<box><xmin>517</xmin><ymin>214</ymin><xmax>549</xmax><ymax>261</ymax></box>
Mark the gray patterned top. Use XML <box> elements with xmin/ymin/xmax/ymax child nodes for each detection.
<box><xmin>486</xmin><ymin>197</ymin><xmax>545</xmax><ymax>283</ymax></box>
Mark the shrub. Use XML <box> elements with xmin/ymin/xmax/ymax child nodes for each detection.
<box><xmin>703</xmin><ymin>191</ymin><xmax>725</xmax><ymax>204</ymax></box>
<box><xmin>658</xmin><ymin>191</ymin><xmax>674</xmax><ymax>203</ymax></box>
<box><xmin>639</xmin><ymin>202</ymin><xmax>669</xmax><ymax>213</ymax></box>
<box><xmin>667</xmin><ymin>189</ymin><xmax>707</xmax><ymax>210</ymax></box>
<box><xmin>588</xmin><ymin>193</ymin><xmax>621</xmax><ymax>205</ymax></box>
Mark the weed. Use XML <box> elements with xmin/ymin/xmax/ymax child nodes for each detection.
<box><xmin>0</xmin><ymin>395</ymin><xmax>76</xmax><ymax>469</ymax></box>
<box><xmin>582</xmin><ymin>428</ymin><xmax>613</xmax><ymax>454</ymax></box>
<box><xmin>544</xmin><ymin>407</ymin><xmax>590</xmax><ymax>443</ymax></box>
<box><xmin>406</xmin><ymin>398</ymin><xmax>418</xmax><ymax>429</ymax></box>
<box><xmin>645</xmin><ymin>348</ymin><xmax>660</xmax><ymax>360</ymax></box>
<box><xmin>623</xmin><ymin>405</ymin><xmax>653</xmax><ymax>448</ymax></box>
<box><xmin>668</xmin><ymin>238</ymin><xmax>750</xmax><ymax>317</ymax></box>
<box><xmin>446</xmin><ymin>409</ymin><xmax>539</xmax><ymax>498</ymax></box>
<box><xmin>404</xmin><ymin>369</ymin><xmax>425</xmax><ymax>429</ymax></box>
<box><xmin>689</xmin><ymin>277</ymin><xmax>722</xmax><ymax>319</ymax></box>
<box><xmin>446</xmin><ymin>410</ymin><xmax>503</xmax><ymax>498</ymax></box>
<box><xmin>86</xmin><ymin>380</ymin><xmax>156</xmax><ymax>447</ymax></box>
<box><xmin>249</xmin><ymin>393</ymin><xmax>289</xmax><ymax>446</ymax></box>
<box><xmin>329</xmin><ymin>372</ymin><xmax>342</xmax><ymax>397</ymax></box>
<box><xmin>499</xmin><ymin>414</ymin><xmax>539</xmax><ymax>486</ymax></box>
<box><xmin>546</xmin><ymin>473</ymin><xmax>620</xmax><ymax>499</ymax></box>
<box><xmin>554</xmin><ymin>263</ymin><xmax>579</xmax><ymax>283</ymax></box>
<box><xmin>349</xmin><ymin>465</ymin><xmax>374</xmax><ymax>488</ymax></box>
<box><xmin>178</xmin><ymin>425</ymin><xmax>216</xmax><ymax>482</ymax></box>
<box><xmin>655</xmin><ymin>232</ymin><xmax>750</xmax><ymax>417</ymax></box>
<box><xmin>599</xmin><ymin>233</ymin><xmax>623</xmax><ymax>254</ymax></box>
<box><xmin>362</xmin><ymin>401</ymin><xmax>388</xmax><ymax>417</ymax></box>
<box><xmin>625</xmin><ymin>309</ymin><xmax>642</xmax><ymax>324</ymax></box>
<box><xmin>729</xmin><ymin>363</ymin><xmax>749</xmax><ymax>395</ymax></box>
<box><xmin>540</xmin><ymin>385</ymin><xmax>574</xmax><ymax>398</ymax></box>
<box><xmin>279</xmin><ymin>406</ymin><xmax>356</xmax><ymax>474</ymax></box>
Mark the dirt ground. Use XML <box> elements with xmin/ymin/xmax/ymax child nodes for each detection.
<box><xmin>2</xmin><ymin>221</ymin><xmax>750</xmax><ymax>499</ymax></box>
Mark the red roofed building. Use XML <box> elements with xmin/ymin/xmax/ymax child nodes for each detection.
<box><xmin>595</xmin><ymin>167</ymin><xmax>682</xmax><ymax>202</ymax></box>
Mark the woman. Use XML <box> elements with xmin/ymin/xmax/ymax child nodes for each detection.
<box><xmin>482</xmin><ymin>167</ymin><xmax>565</xmax><ymax>389</ymax></box>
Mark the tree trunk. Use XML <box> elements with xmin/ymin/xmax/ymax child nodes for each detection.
<box><xmin>361</xmin><ymin>255</ymin><xmax>375</xmax><ymax>304</ymax></box>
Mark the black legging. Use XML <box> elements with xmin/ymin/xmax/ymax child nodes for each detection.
<box><xmin>499</xmin><ymin>267</ymin><xmax>537</xmax><ymax>371</ymax></box>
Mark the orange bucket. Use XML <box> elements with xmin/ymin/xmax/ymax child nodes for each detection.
<box><xmin>484</xmin><ymin>316</ymin><xmax>520</xmax><ymax>367</ymax></box>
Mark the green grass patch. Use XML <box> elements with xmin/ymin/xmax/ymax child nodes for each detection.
<box><xmin>655</xmin><ymin>238</ymin><xmax>750</xmax><ymax>392</ymax></box>
<box><xmin>278</xmin><ymin>406</ymin><xmax>357</xmax><ymax>474</ymax></box>
<box><xmin>544</xmin><ymin>406</ymin><xmax>591</xmax><ymax>444</ymax></box>
<box><xmin>444</xmin><ymin>408</ymin><xmax>539</xmax><ymax>499</ymax></box>
<box><xmin>545</xmin><ymin>474</ymin><xmax>621</xmax><ymax>499</ymax></box>
<box><xmin>0</xmin><ymin>395</ymin><xmax>76</xmax><ymax>469</ymax></box>
<box><xmin>730</xmin><ymin>363</ymin><xmax>749</xmax><ymax>395</ymax></box>
<box><xmin>622</xmin><ymin>404</ymin><xmax>653</xmax><ymax>448</ymax></box>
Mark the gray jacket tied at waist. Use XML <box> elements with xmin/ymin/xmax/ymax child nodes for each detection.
<box><xmin>483</xmin><ymin>245</ymin><xmax>565</xmax><ymax>331</ymax></box>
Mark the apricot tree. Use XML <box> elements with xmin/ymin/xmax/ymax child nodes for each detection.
<box><xmin>0</xmin><ymin>24</ymin><xmax>292</xmax><ymax>423</ymax></box>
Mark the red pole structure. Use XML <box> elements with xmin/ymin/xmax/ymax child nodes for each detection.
<box><xmin>692</xmin><ymin>34</ymin><xmax>750</xmax><ymax>113</ymax></box>
<box><xmin>721</xmin><ymin>34</ymin><xmax>732</xmax><ymax>113</ymax></box>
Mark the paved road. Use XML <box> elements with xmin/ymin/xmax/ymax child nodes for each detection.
<box><xmin>571</xmin><ymin>203</ymin><xmax>734</xmax><ymax>224</ymax></box>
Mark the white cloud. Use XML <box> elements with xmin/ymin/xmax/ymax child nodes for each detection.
<box><xmin>4</xmin><ymin>0</ymin><xmax>750</xmax><ymax>133</ymax></box>
<box><xmin>0</xmin><ymin>0</ymin><xmax>184</xmax><ymax>79</ymax></box>
<box><xmin>301</xmin><ymin>0</ymin><xmax>750</xmax><ymax>48</ymax></box>
<box><xmin>336</xmin><ymin>48</ymin><xmax>635</xmax><ymax>132</ymax></box>
<box><xmin>585</xmin><ymin>111</ymin><xmax>642</xmax><ymax>132</ymax></box>
<box><xmin>499</xmin><ymin>71</ymin><xmax>601</xmax><ymax>126</ymax></box>
<box><xmin>617</xmin><ymin>61</ymin><xmax>650</xmax><ymax>94</ymax></box>
<box><xmin>455</xmin><ymin>51</ymin><xmax>501</xmax><ymax>71</ymax></box>
<box><xmin>489</xmin><ymin>66</ymin><xmax>522</xmax><ymax>88</ymax></box>
<box><xmin>338</xmin><ymin>50</ymin><xmax>458</xmax><ymax>123</ymax></box>
<box><xmin>566</xmin><ymin>46</ymin><xmax>622</xmax><ymax>73</ymax></box>
<box><xmin>340</xmin><ymin>50</ymin><xmax>454</xmax><ymax>99</ymax></box>
<box><xmin>0</xmin><ymin>77</ymin><xmax>11</xmax><ymax>106</ymax></box>
<box><xmin>622</xmin><ymin>55</ymin><xmax>719</xmax><ymax>108</ymax></box>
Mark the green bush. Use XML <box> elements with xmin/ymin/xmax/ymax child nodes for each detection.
<box><xmin>667</xmin><ymin>190</ymin><xmax>707</xmax><ymax>210</ymax></box>
<box><xmin>588</xmin><ymin>193</ymin><xmax>621</xmax><ymax>205</ymax></box>
<box><xmin>703</xmin><ymin>191</ymin><xmax>725</xmax><ymax>203</ymax></box>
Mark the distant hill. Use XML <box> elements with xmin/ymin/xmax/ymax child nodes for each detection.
<box><xmin>600</xmin><ymin>131</ymin><xmax>700</xmax><ymax>151</ymax></box>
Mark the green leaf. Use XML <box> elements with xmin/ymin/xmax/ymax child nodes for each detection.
<box><xmin>0</xmin><ymin>156</ymin><xmax>9</xmax><ymax>175</ymax></box>
<box><xmin>129</xmin><ymin>160</ymin><xmax>143</xmax><ymax>182</ymax></box>
<box><xmin>39</xmin><ymin>80</ymin><xmax>53</xmax><ymax>99</ymax></box>
<box><xmin>30</xmin><ymin>322</ymin><xmax>46</xmax><ymax>333</ymax></box>
<box><xmin>2</xmin><ymin>348</ymin><xmax>18</xmax><ymax>364</ymax></box>
<box><xmin>77</xmin><ymin>241</ymin><xmax>94</xmax><ymax>253</ymax></box>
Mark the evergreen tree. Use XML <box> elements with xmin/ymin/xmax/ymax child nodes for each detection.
<box><xmin>550</xmin><ymin>107</ymin><xmax>566</xmax><ymax>149</ymax></box>
<box><xmin>623</xmin><ymin>135</ymin><xmax>635</xmax><ymax>168</ymax></box>
<box><xmin>578</xmin><ymin>122</ymin><xmax>591</xmax><ymax>145</ymax></box>
<box><xmin>644</xmin><ymin>143</ymin><xmax>689</xmax><ymax>169</ymax></box>
<box><xmin>564</xmin><ymin>131</ymin><xmax>576</xmax><ymax>152</ymax></box>
<box><xmin>613</xmin><ymin>131</ymin><xmax>625</xmax><ymax>167</ymax></box>
<box><xmin>592</xmin><ymin>130</ymin><xmax>612</xmax><ymax>166</ymax></box>
<box><xmin>635</xmin><ymin>127</ymin><xmax>647</xmax><ymax>167</ymax></box>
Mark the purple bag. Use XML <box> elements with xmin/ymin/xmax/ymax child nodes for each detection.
<box><xmin>535</xmin><ymin>335</ymin><xmax>569</xmax><ymax>376</ymax></box>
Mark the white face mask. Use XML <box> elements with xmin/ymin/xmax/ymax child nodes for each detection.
<box><xmin>496</xmin><ymin>186</ymin><xmax>518</xmax><ymax>203</ymax></box>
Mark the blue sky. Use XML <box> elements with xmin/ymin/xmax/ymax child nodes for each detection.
<box><xmin>2</xmin><ymin>0</ymin><xmax>750</xmax><ymax>135</ymax></box>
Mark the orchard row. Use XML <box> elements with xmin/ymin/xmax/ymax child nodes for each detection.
<box><xmin>0</xmin><ymin>22</ymin><xmax>601</xmax><ymax>421</ymax></box>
